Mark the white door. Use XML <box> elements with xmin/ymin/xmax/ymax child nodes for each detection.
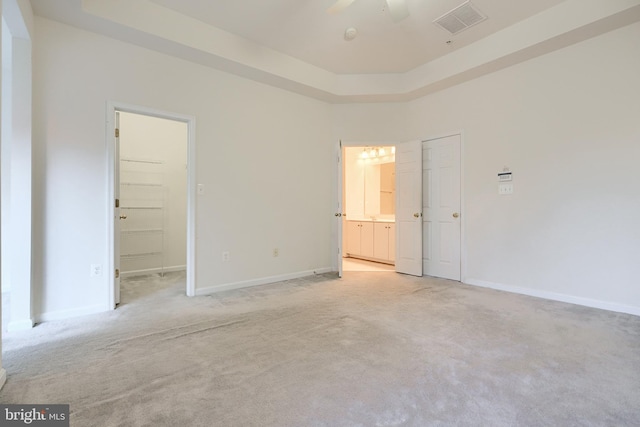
<box><xmin>422</xmin><ymin>135</ymin><xmax>461</xmax><ymax>280</ymax></box>
<box><xmin>395</xmin><ymin>140</ymin><xmax>423</xmax><ymax>276</ymax></box>
<box><xmin>336</xmin><ymin>141</ymin><xmax>344</xmax><ymax>278</ymax></box>
<box><xmin>114</xmin><ymin>111</ymin><xmax>121</xmax><ymax>305</ymax></box>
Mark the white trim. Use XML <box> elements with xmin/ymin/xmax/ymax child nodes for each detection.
<box><xmin>195</xmin><ymin>268</ymin><xmax>333</xmax><ymax>296</ymax></box>
<box><xmin>6</xmin><ymin>318</ymin><xmax>34</xmax><ymax>332</ymax></box>
<box><xmin>466</xmin><ymin>278</ymin><xmax>640</xmax><ymax>317</ymax></box>
<box><xmin>121</xmin><ymin>265</ymin><xmax>186</xmax><ymax>278</ymax></box>
<box><xmin>106</xmin><ymin>101</ymin><xmax>197</xmax><ymax>308</ymax></box>
<box><xmin>459</xmin><ymin>131</ymin><xmax>466</xmax><ymax>283</ymax></box>
<box><xmin>186</xmin><ymin>118</ymin><xmax>197</xmax><ymax>297</ymax></box>
<box><xmin>340</xmin><ymin>140</ymin><xmax>399</xmax><ymax>148</ymax></box>
<box><xmin>335</xmin><ymin>140</ymin><xmax>343</xmax><ymax>277</ymax></box>
<box><xmin>0</xmin><ymin>369</ymin><xmax>6</xmax><ymax>391</ymax></box>
<box><xmin>36</xmin><ymin>304</ymin><xmax>106</xmax><ymax>323</ymax></box>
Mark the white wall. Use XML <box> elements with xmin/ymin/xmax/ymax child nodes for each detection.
<box><xmin>33</xmin><ymin>17</ymin><xmax>334</xmax><ymax>319</ymax></box>
<box><xmin>0</xmin><ymin>17</ymin><xmax>11</xmax><ymax>293</ymax></box>
<box><xmin>1</xmin><ymin>0</ymin><xmax>33</xmax><ymax>331</ymax></box>
<box><xmin>405</xmin><ymin>22</ymin><xmax>640</xmax><ymax>313</ymax></box>
<box><xmin>31</xmin><ymin>15</ymin><xmax>640</xmax><ymax>319</ymax></box>
<box><xmin>119</xmin><ymin>112</ymin><xmax>187</xmax><ymax>274</ymax></box>
<box><xmin>332</xmin><ymin>103</ymin><xmax>409</xmax><ymax>142</ymax></box>
<box><xmin>0</xmin><ymin>0</ymin><xmax>6</xmax><ymax>391</ymax></box>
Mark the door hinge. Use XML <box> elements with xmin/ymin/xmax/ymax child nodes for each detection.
<box><xmin>115</xmin><ymin>128</ymin><xmax>120</xmax><ymax>138</ymax></box>
<box><xmin>115</xmin><ymin>198</ymin><xmax>120</xmax><ymax>208</ymax></box>
<box><xmin>115</xmin><ymin>269</ymin><xmax>120</xmax><ymax>279</ymax></box>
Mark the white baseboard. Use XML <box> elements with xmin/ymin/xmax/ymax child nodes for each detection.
<box><xmin>121</xmin><ymin>265</ymin><xmax>186</xmax><ymax>278</ymax></box>
<box><xmin>7</xmin><ymin>318</ymin><xmax>34</xmax><ymax>332</ymax></box>
<box><xmin>465</xmin><ymin>278</ymin><xmax>640</xmax><ymax>316</ymax></box>
<box><xmin>0</xmin><ymin>368</ymin><xmax>6</xmax><ymax>391</ymax></box>
<box><xmin>36</xmin><ymin>304</ymin><xmax>107</xmax><ymax>323</ymax></box>
<box><xmin>195</xmin><ymin>267</ymin><xmax>334</xmax><ymax>296</ymax></box>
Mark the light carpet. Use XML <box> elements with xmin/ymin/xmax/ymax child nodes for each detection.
<box><xmin>1</xmin><ymin>271</ymin><xmax>639</xmax><ymax>426</ymax></box>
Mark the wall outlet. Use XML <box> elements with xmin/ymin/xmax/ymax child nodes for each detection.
<box><xmin>222</xmin><ymin>251</ymin><xmax>230</xmax><ymax>262</ymax></box>
<box><xmin>91</xmin><ymin>264</ymin><xmax>103</xmax><ymax>277</ymax></box>
<box><xmin>273</xmin><ymin>248</ymin><xmax>279</xmax><ymax>257</ymax></box>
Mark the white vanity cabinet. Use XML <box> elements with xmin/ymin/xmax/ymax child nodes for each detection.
<box><xmin>347</xmin><ymin>221</ymin><xmax>374</xmax><ymax>258</ymax></box>
<box><xmin>374</xmin><ymin>222</ymin><xmax>395</xmax><ymax>262</ymax></box>
<box><xmin>346</xmin><ymin>220</ymin><xmax>395</xmax><ymax>264</ymax></box>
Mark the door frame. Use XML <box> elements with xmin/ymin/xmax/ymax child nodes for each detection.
<box><xmin>106</xmin><ymin>101</ymin><xmax>197</xmax><ymax>308</ymax></box>
<box><xmin>422</xmin><ymin>131</ymin><xmax>466</xmax><ymax>283</ymax></box>
<box><xmin>335</xmin><ymin>140</ymin><xmax>399</xmax><ymax>275</ymax></box>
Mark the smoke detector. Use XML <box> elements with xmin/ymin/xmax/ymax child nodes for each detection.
<box><xmin>344</xmin><ymin>27</ymin><xmax>358</xmax><ymax>41</ymax></box>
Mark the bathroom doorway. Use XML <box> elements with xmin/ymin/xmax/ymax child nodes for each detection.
<box><xmin>341</xmin><ymin>145</ymin><xmax>396</xmax><ymax>273</ymax></box>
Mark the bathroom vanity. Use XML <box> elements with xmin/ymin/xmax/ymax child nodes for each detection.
<box><xmin>345</xmin><ymin>219</ymin><xmax>395</xmax><ymax>264</ymax></box>
<box><xmin>344</xmin><ymin>146</ymin><xmax>396</xmax><ymax>265</ymax></box>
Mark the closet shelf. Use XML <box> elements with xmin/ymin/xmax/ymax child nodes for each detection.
<box><xmin>121</xmin><ymin>252</ymin><xmax>162</xmax><ymax>259</ymax></box>
<box><xmin>119</xmin><ymin>155</ymin><xmax>166</xmax><ymax>275</ymax></box>
<box><xmin>121</xmin><ymin>229</ymin><xmax>163</xmax><ymax>234</ymax></box>
<box><xmin>121</xmin><ymin>158</ymin><xmax>163</xmax><ymax>165</ymax></box>
<box><xmin>120</xmin><ymin>182</ymin><xmax>163</xmax><ymax>187</ymax></box>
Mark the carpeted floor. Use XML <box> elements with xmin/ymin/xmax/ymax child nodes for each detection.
<box><xmin>1</xmin><ymin>271</ymin><xmax>639</xmax><ymax>426</ymax></box>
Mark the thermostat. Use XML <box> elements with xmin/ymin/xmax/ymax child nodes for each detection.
<box><xmin>498</xmin><ymin>172</ymin><xmax>512</xmax><ymax>182</ymax></box>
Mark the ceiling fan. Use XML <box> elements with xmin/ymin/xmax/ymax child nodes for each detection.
<box><xmin>328</xmin><ymin>0</ymin><xmax>410</xmax><ymax>23</ymax></box>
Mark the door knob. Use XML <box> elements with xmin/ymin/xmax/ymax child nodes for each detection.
<box><xmin>120</xmin><ymin>215</ymin><xmax>128</xmax><ymax>220</ymax></box>
<box><xmin>452</xmin><ymin>212</ymin><xmax>459</xmax><ymax>218</ymax></box>
<box><xmin>413</xmin><ymin>213</ymin><xmax>421</xmax><ymax>218</ymax></box>
<box><xmin>334</xmin><ymin>213</ymin><xmax>342</xmax><ymax>217</ymax></box>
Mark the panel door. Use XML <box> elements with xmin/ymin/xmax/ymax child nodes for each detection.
<box><xmin>395</xmin><ymin>141</ymin><xmax>423</xmax><ymax>276</ymax></box>
<box><xmin>422</xmin><ymin>135</ymin><xmax>461</xmax><ymax>280</ymax></box>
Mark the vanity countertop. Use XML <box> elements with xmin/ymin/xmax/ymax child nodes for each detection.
<box><xmin>348</xmin><ymin>218</ymin><xmax>395</xmax><ymax>223</ymax></box>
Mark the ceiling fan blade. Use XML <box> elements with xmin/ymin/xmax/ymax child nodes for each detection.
<box><xmin>386</xmin><ymin>0</ymin><xmax>409</xmax><ymax>22</ymax></box>
<box><xmin>327</xmin><ymin>0</ymin><xmax>357</xmax><ymax>15</ymax></box>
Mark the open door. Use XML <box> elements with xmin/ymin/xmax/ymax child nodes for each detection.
<box><xmin>395</xmin><ymin>140</ymin><xmax>422</xmax><ymax>276</ymax></box>
<box><xmin>423</xmin><ymin>135</ymin><xmax>462</xmax><ymax>280</ymax></box>
<box><xmin>336</xmin><ymin>140</ymin><xmax>344</xmax><ymax>278</ymax></box>
<box><xmin>114</xmin><ymin>111</ymin><xmax>121</xmax><ymax>306</ymax></box>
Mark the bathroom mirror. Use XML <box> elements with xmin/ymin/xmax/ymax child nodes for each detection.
<box><xmin>364</xmin><ymin>162</ymin><xmax>395</xmax><ymax>216</ymax></box>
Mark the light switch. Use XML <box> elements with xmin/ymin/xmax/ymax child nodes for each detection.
<box><xmin>499</xmin><ymin>183</ymin><xmax>514</xmax><ymax>195</ymax></box>
<box><xmin>197</xmin><ymin>184</ymin><xmax>205</xmax><ymax>195</ymax></box>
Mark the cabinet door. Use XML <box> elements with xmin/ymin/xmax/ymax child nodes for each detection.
<box><xmin>346</xmin><ymin>221</ymin><xmax>361</xmax><ymax>255</ymax></box>
<box><xmin>388</xmin><ymin>223</ymin><xmax>396</xmax><ymax>262</ymax></box>
<box><xmin>374</xmin><ymin>223</ymin><xmax>390</xmax><ymax>260</ymax></box>
<box><xmin>360</xmin><ymin>222</ymin><xmax>374</xmax><ymax>257</ymax></box>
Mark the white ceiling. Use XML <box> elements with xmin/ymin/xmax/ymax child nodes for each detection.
<box><xmin>28</xmin><ymin>0</ymin><xmax>640</xmax><ymax>102</ymax></box>
<box><xmin>147</xmin><ymin>0</ymin><xmax>565</xmax><ymax>74</ymax></box>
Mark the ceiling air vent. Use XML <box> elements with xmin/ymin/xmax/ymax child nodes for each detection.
<box><xmin>433</xmin><ymin>1</ymin><xmax>487</xmax><ymax>35</ymax></box>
